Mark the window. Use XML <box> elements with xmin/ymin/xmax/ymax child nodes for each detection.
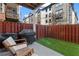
<box><xmin>12</xmin><ymin>8</ymin><xmax>17</xmax><ymax>14</ymax></box>
<box><xmin>0</xmin><ymin>8</ymin><xmax>2</xmax><ymax>12</ymax></box>
<box><xmin>0</xmin><ymin>3</ymin><xmax>2</xmax><ymax>7</ymax></box>
<box><xmin>46</xmin><ymin>14</ymin><xmax>47</xmax><ymax>18</ymax></box>
<box><xmin>0</xmin><ymin>4</ymin><xmax>2</xmax><ymax>12</ymax></box>
<box><xmin>49</xmin><ymin>6</ymin><xmax>51</xmax><ymax>11</ymax></box>
<box><xmin>49</xmin><ymin>19</ymin><xmax>51</xmax><ymax>23</ymax></box>
<box><xmin>31</xmin><ymin>18</ymin><xmax>33</xmax><ymax>23</ymax></box>
<box><xmin>13</xmin><ymin>9</ymin><xmax>16</xmax><ymax>12</ymax></box>
<box><xmin>49</xmin><ymin>13</ymin><xmax>51</xmax><ymax>17</ymax></box>
<box><xmin>45</xmin><ymin>20</ymin><xmax>48</xmax><ymax>23</ymax></box>
<box><xmin>46</xmin><ymin>9</ymin><xmax>47</xmax><ymax>12</ymax></box>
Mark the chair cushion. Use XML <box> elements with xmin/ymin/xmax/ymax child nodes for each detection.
<box><xmin>2</xmin><ymin>36</ymin><xmax>16</xmax><ymax>47</ymax></box>
<box><xmin>9</xmin><ymin>43</ymin><xmax>27</xmax><ymax>54</ymax></box>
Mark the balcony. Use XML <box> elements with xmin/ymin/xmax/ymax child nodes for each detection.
<box><xmin>55</xmin><ymin>13</ymin><xmax>63</xmax><ymax>19</ymax></box>
<box><xmin>5</xmin><ymin>13</ymin><xmax>18</xmax><ymax>19</ymax></box>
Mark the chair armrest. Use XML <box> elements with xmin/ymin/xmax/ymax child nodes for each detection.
<box><xmin>7</xmin><ymin>44</ymin><xmax>17</xmax><ymax>47</ymax></box>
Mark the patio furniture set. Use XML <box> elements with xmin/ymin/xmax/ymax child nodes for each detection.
<box><xmin>0</xmin><ymin>29</ymin><xmax>36</xmax><ymax>56</ymax></box>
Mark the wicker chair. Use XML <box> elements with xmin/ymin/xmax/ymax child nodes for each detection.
<box><xmin>2</xmin><ymin>37</ymin><xmax>34</xmax><ymax>56</ymax></box>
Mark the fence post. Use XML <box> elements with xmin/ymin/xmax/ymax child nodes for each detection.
<box><xmin>32</xmin><ymin>10</ymin><xmax>36</xmax><ymax>32</ymax></box>
<box><xmin>32</xmin><ymin>10</ymin><xmax>37</xmax><ymax>39</ymax></box>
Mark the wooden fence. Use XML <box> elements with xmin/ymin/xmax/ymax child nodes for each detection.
<box><xmin>0</xmin><ymin>22</ymin><xmax>79</xmax><ymax>44</ymax></box>
<box><xmin>0</xmin><ymin>22</ymin><xmax>33</xmax><ymax>33</ymax></box>
<box><xmin>36</xmin><ymin>24</ymin><xmax>79</xmax><ymax>44</ymax></box>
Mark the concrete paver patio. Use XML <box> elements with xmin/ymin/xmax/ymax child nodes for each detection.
<box><xmin>29</xmin><ymin>42</ymin><xmax>63</xmax><ymax>56</ymax></box>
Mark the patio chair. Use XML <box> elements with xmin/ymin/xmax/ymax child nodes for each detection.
<box><xmin>2</xmin><ymin>36</ymin><xmax>34</xmax><ymax>56</ymax></box>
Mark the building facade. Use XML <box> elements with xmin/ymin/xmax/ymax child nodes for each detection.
<box><xmin>24</xmin><ymin>3</ymin><xmax>78</xmax><ymax>25</ymax></box>
<box><xmin>24</xmin><ymin>13</ymin><xmax>33</xmax><ymax>24</ymax></box>
<box><xmin>51</xmin><ymin>3</ymin><xmax>78</xmax><ymax>24</ymax></box>
<box><xmin>0</xmin><ymin>3</ymin><xmax>19</xmax><ymax>22</ymax></box>
<box><xmin>40</xmin><ymin>4</ymin><xmax>53</xmax><ymax>25</ymax></box>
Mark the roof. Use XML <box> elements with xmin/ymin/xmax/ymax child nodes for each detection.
<box><xmin>18</xmin><ymin>3</ymin><xmax>44</xmax><ymax>10</ymax></box>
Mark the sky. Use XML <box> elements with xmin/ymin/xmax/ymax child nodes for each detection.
<box><xmin>19</xmin><ymin>3</ymin><xmax>79</xmax><ymax>23</ymax></box>
<box><xmin>74</xmin><ymin>3</ymin><xmax>79</xmax><ymax>23</ymax></box>
<box><xmin>19</xmin><ymin>6</ymin><xmax>32</xmax><ymax>22</ymax></box>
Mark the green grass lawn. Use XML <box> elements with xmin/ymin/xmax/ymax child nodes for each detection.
<box><xmin>37</xmin><ymin>38</ymin><xmax>79</xmax><ymax>56</ymax></box>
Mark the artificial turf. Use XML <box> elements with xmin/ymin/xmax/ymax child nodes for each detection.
<box><xmin>37</xmin><ymin>38</ymin><xmax>79</xmax><ymax>56</ymax></box>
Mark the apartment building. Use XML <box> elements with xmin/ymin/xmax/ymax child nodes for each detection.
<box><xmin>40</xmin><ymin>4</ymin><xmax>53</xmax><ymax>25</ymax></box>
<box><xmin>51</xmin><ymin>3</ymin><xmax>78</xmax><ymax>24</ymax></box>
<box><xmin>24</xmin><ymin>3</ymin><xmax>78</xmax><ymax>25</ymax></box>
<box><xmin>0</xmin><ymin>3</ymin><xmax>19</xmax><ymax>22</ymax></box>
